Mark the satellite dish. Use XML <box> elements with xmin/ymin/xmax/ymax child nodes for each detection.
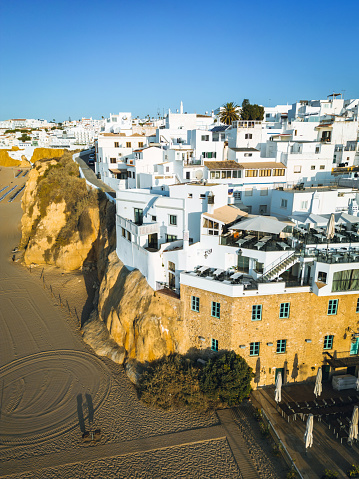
<box><xmin>195</xmin><ymin>170</ymin><xmax>203</xmax><ymax>180</ymax></box>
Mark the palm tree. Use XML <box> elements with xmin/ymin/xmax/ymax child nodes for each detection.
<box><xmin>219</xmin><ymin>102</ymin><xmax>240</xmax><ymax>125</ymax></box>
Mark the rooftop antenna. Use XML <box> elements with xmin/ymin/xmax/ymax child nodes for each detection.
<box><xmin>180</xmin><ymin>101</ymin><xmax>183</xmax><ymax>114</ymax></box>
<box><xmin>342</xmin><ymin>90</ymin><xmax>346</xmax><ymax>100</ymax></box>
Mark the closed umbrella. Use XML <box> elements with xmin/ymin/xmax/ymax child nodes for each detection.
<box><xmin>326</xmin><ymin>213</ymin><xmax>336</xmax><ymax>240</ymax></box>
<box><xmin>275</xmin><ymin>372</ymin><xmax>282</xmax><ymax>403</ymax></box>
<box><xmin>314</xmin><ymin>368</ymin><xmax>322</xmax><ymax>397</ymax></box>
<box><xmin>356</xmin><ymin>372</ymin><xmax>359</xmax><ymax>392</ymax></box>
<box><xmin>349</xmin><ymin>405</ymin><xmax>359</xmax><ymax>443</ymax></box>
<box><xmin>304</xmin><ymin>414</ymin><xmax>314</xmax><ymax>449</ymax></box>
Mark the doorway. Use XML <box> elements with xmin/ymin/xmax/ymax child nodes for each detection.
<box><xmin>322</xmin><ymin>365</ymin><xmax>330</xmax><ymax>381</ymax></box>
<box><xmin>275</xmin><ymin>368</ymin><xmax>284</xmax><ymax>381</ymax></box>
<box><xmin>148</xmin><ymin>233</ymin><xmax>158</xmax><ymax>249</ymax></box>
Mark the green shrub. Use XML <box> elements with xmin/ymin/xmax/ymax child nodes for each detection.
<box><xmin>259</xmin><ymin>420</ymin><xmax>270</xmax><ymax>438</ymax></box>
<box><xmin>347</xmin><ymin>465</ymin><xmax>359</xmax><ymax>477</ymax></box>
<box><xmin>138</xmin><ymin>351</ymin><xmax>253</xmax><ymax>410</ymax></box>
<box><xmin>322</xmin><ymin>469</ymin><xmax>339</xmax><ymax>478</ymax></box>
<box><xmin>286</xmin><ymin>468</ymin><xmax>298</xmax><ymax>479</ymax></box>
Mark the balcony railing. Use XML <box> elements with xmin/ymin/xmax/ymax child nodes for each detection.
<box><xmin>117</xmin><ymin>215</ymin><xmax>159</xmax><ymax>236</ymax></box>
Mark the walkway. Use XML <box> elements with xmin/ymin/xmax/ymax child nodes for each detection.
<box><xmin>74</xmin><ymin>152</ymin><xmax>116</xmax><ymax>198</ymax></box>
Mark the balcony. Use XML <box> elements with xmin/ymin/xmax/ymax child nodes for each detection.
<box><xmin>323</xmin><ymin>351</ymin><xmax>359</xmax><ymax>369</ymax></box>
<box><xmin>117</xmin><ymin>215</ymin><xmax>159</xmax><ymax>236</ymax></box>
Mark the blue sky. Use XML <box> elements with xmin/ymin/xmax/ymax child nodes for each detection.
<box><xmin>1</xmin><ymin>0</ymin><xmax>358</xmax><ymax>121</ymax></box>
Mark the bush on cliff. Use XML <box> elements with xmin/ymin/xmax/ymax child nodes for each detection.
<box><xmin>138</xmin><ymin>351</ymin><xmax>253</xmax><ymax>410</ymax></box>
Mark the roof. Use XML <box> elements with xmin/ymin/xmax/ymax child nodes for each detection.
<box><xmin>204</xmin><ymin>160</ymin><xmax>243</xmax><ymax>170</ymax></box>
<box><xmin>238</xmin><ymin>161</ymin><xmax>286</xmax><ymax>169</ymax></box>
<box><xmin>203</xmin><ymin>205</ymin><xmax>248</xmax><ymax>224</ymax></box>
<box><xmin>109</xmin><ymin>167</ymin><xmax>128</xmax><ymax>174</ymax></box>
<box><xmin>101</xmin><ymin>133</ymin><xmax>126</xmax><ymax>137</ymax></box>
<box><xmin>129</xmin><ymin>133</ymin><xmax>145</xmax><ymax>137</ymax></box>
<box><xmin>196</xmin><ymin>114</ymin><xmax>212</xmax><ymax>118</ymax></box>
<box><xmin>230</xmin><ymin>147</ymin><xmax>259</xmax><ymax>152</ymax></box>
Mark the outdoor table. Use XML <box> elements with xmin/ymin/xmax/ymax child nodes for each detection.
<box><xmin>351</xmin><ymin>232</ymin><xmax>359</xmax><ymax>238</ymax></box>
<box><xmin>237</xmin><ymin>238</ymin><xmax>248</xmax><ymax>246</ymax></box>
<box><xmin>198</xmin><ymin>266</ymin><xmax>209</xmax><ymax>274</ymax></box>
<box><xmin>335</xmin><ymin>233</ymin><xmax>346</xmax><ymax>241</ymax></box>
<box><xmin>279</xmin><ymin>242</ymin><xmax>290</xmax><ymax>250</ymax></box>
<box><xmin>332</xmin><ymin>253</ymin><xmax>342</xmax><ymax>262</ymax></box>
<box><xmin>230</xmin><ymin>272</ymin><xmax>242</xmax><ymax>280</ymax></box>
<box><xmin>261</xmin><ymin>235</ymin><xmax>272</xmax><ymax>242</ymax></box>
<box><xmin>244</xmin><ymin>235</ymin><xmax>255</xmax><ymax>240</ymax></box>
<box><xmin>314</xmin><ymin>234</ymin><xmax>325</xmax><ymax>242</ymax></box>
<box><xmin>254</xmin><ymin>241</ymin><xmax>265</xmax><ymax>250</ymax></box>
<box><xmin>241</xmin><ymin>279</ymin><xmax>251</xmax><ymax>288</ymax></box>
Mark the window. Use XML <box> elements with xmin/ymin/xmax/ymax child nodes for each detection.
<box><xmin>151</xmin><ymin>215</ymin><xmax>157</xmax><ymax>221</ymax></box>
<box><xmin>327</xmin><ymin>299</ymin><xmax>338</xmax><ymax>315</ymax></box>
<box><xmin>110</xmin><ymin>158</ymin><xmax>116</xmax><ymax>163</ymax></box>
<box><xmin>294</xmin><ymin>166</ymin><xmax>301</xmax><ymax>173</ymax></box>
<box><xmin>318</xmin><ymin>271</ymin><xmax>327</xmax><ymax>283</ymax></box>
<box><xmin>127</xmin><ymin>231</ymin><xmax>132</xmax><ymax>242</ymax></box>
<box><xmin>245</xmin><ymin>134</ymin><xmax>253</xmax><ymax>139</ymax></box>
<box><xmin>200</xmin><ymin>194</ymin><xmax>206</xmax><ymax>199</ymax></box>
<box><xmin>191</xmin><ymin>296</ymin><xmax>200</xmax><ymax>312</ymax></box>
<box><xmin>233</xmin><ymin>170</ymin><xmax>240</xmax><ymax>178</ymax></box>
<box><xmin>320</xmin><ymin>165</ymin><xmax>325</xmax><ymax>170</ymax></box>
<box><xmin>114</xmin><ymin>142</ymin><xmax>119</xmax><ymax>148</ymax></box>
<box><xmin>201</xmin><ymin>135</ymin><xmax>209</xmax><ymax>141</ymax></box>
<box><xmin>203</xmin><ymin>218</ymin><xmax>219</xmax><ymax>235</ymax></box>
<box><xmin>260</xmin><ymin>188</ymin><xmax>268</xmax><ymax>196</ymax></box>
<box><xmin>211</xmin><ymin>301</ymin><xmax>220</xmax><ymax>318</ymax></box>
<box><xmin>188</xmin><ymin>193</ymin><xmax>193</xmax><ymax>198</ymax></box>
<box><xmin>250</xmin><ymin>342</ymin><xmax>260</xmax><ymax>356</ymax></box>
<box><xmin>168</xmin><ymin>261</ymin><xmax>175</xmax><ymax>272</ymax></box>
<box><xmin>259</xmin><ymin>205</ymin><xmax>267</xmax><ymax>215</ymax></box>
<box><xmin>134</xmin><ymin>208</ymin><xmax>143</xmax><ymax>225</ymax></box>
<box><xmin>273</xmin><ymin>169</ymin><xmax>285</xmax><ymax>176</ymax></box>
<box><xmin>323</xmin><ymin>335</ymin><xmax>334</xmax><ymax>350</ymax></box>
<box><xmin>165</xmin><ymin>234</ymin><xmax>177</xmax><ymax>242</ymax></box>
<box><xmin>126</xmin><ymin>142</ymin><xmax>131</xmax><ymax>148</ymax></box>
<box><xmin>138</xmin><ymin>142</ymin><xmax>144</xmax><ymax>148</ymax></box>
<box><xmin>238</xmin><ymin>255</ymin><xmax>249</xmax><ymax>273</ymax></box>
<box><xmin>259</xmin><ymin>169</ymin><xmax>271</xmax><ymax>177</ymax></box>
<box><xmin>276</xmin><ymin>339</ymin><xmax>286</xmax><ymax>353</ymax></box>
<box><xmin>234</xmin><ymin>191</ymin><xmax>241</xmax><ymax>200</ymax></box>
<box><xmin>315</xmin><ymin>147</ymin><xmax>320</xmax><ymax>154</ymax></box>
<box><xmin>281</xmin><ymin>199</ymin><xmax>288</xmax><ymax>208</ymax></box>
<box><xmin>169</xmin><ymin>215</ymin><xmax>177</xmax><ymax>226</ymax></box>
<box><xmin>186</xmin><ymin>172</ymin><xmax>190</xmax><ymax>179</ymax></box>
<box><xmin>166</xmin><ymin>166</ymin><xmax>170</xmax><ymax>172</ymax></box>
<box><xmin>211</xmin><ymin>338</ymin><xmax>218</xmax><ymax>351</ymax></box>
<box><xmin>252</xmin><ymin>305</ymin><xmax>262</xmax><ymax>321</ymax></box>
<box><xmin>300</xmin><ymin>201</ymin><xmax>308</xmax><ymax>210</ymax></box>
<box><xmin>245</xmin><ymin>169</ymin><xmax>258</xmax><ymax>177</ymax></box>
<box><xmin>311</xmin><ymin>165</ymin><xmax>316</xmax><ymax>170</ymax></box>
<box><xmin>245</xmin><ymin>188</ymin><xmax>253</xmax><ymax>196</ymax></box>
<box><xmin>279</xmin><ymin>302</ymin><xmax>290</xmax><ymax>318</ymax></box>
<box><xmin>122</xmin><ymin>227</ymin><xmax>126</xmax><ymax>237</ymax></box>
<box><xmin>357</xmin><ymin>298</ymin><xmax>359</xmax><ymax>313</ymax></box>
<box><xmin>244</xmin><ymin>153</ymin><xmax>253</xmax><ymax>157</ymax></box>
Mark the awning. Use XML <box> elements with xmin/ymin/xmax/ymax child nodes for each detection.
<box><xmin>230</xmin><ymin>216</ymin><xmax>287</xmax><ymax>234</ymax></box>
<box><xmin>291</xmin><ymin>214</ymin><xmax>328</xmax><ymax>226</ymax></box>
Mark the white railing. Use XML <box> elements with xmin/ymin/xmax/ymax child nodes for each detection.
<box><xmin>116</xmin><ymin>215</ymin><xmax>159</xmax><ymax>236</ymax></box>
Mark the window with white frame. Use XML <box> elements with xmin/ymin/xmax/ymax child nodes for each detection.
<box><xmin>245</xmin><ymin>188</ymin><xmax>253</xmax><ymax>196</ymax></box>
<box><xmin>169</xmin><ymin>215</ymin><xmax>177</xmax><ymax>226</ymax></box>
<box><xmin>294</xmin><ymin>166</ymin><xmax>301</xmax><ymax>173</ymax></box>
<box><xmin>300</xmin><ymin>201</ymin><xmax>308</xmax><ymax>210</ymax></box>
<box><xmin>201</xmin><ymin>135</ymin><xmax>209</xmax><ymax>141</ymax></box>
<box><xmin>281</xmin><ymin>199</ymin><xmax>288</xmax><ymax>208</ymax></box>
<box><xmin>260</xmin><ymin>188</ymin><xmax>268</xmax><ymax>196</ymax></box>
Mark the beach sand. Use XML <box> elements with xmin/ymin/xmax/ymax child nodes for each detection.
<box><xmin>0</xmin><ymin>166</ymin><xmax>286</xmax><ymax>478</ymax></box>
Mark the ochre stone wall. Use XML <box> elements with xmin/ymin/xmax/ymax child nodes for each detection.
<box><xmin>181</xmin><ymin>284</ymin><xmax>359</xmax><ymax>386</ymax></box>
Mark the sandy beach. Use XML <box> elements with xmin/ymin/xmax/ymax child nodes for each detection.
<box><xmin>0</xmin><ymin>166</ymin><xmax>287</xmax><ymax>478</ymax></box>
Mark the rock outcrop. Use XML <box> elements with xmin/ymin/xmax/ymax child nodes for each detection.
<box><xmin>21</xmin><ymin>152</ymin><xmax>186</xmax><ymax>370</ymax></box>
<box><xmin>20</xmin><ymin>154</ymin><xmax>115</xmax><ymax>271</ymax></box>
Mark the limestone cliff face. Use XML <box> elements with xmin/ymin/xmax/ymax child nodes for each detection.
<box><xmin>20</xmin><ymin>156</ymin><xmax>115</xmax><ymax>271</ymax></box>
<box><xmin>21</xmin><ymin>154</ymin><xmax>185</xmax><ymax>367</ymax></box>
<box><xmin>95</xmin><ymin>251</ymin><xmax>188</xmax><ymax>364</ymax></box>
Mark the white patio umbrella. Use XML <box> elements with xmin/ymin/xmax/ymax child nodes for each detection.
<box><xmin>349</xmin><ymin>405</ymin><xmax>359</xmax><ymax>443</ymax></box>
<box><xmin>314</xmin><ymin>368</ymin><xmax>322</xmax><ymax>398</ymax></box>
<box><xmin>356</xmin><ymin>372</ymin><xmax>359</xmax><ymax>392</ymax></box>
<box><xmin>304</xmin><ymin>414</ymin><xmax>314</xmax><ymax>449</ymax></box>
<box><xmin>230</xmin><ymin>216</ymin><xmax>287</xmax><ymax>236</ymax></box>
<box><xmin>275</xmin><ymin>373</ymin><xmax>282</xmax><ymax>403</ymax></box>
<box><xmin>325</xmin><ymin>213</ymin><xmax>336</xmax><ymax>240</ymax></box>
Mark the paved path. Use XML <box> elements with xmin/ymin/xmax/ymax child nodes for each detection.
<box><xmin>218</xmin><ymin>409</ymin><xmax>260</xmax><ymax>479</ymax></box>
<box><xmin>74</xmin><ymin>152</ymin><xmax>115</xmax><ymax>197</ymax></box>
<box><xmin>0</xmin><ymin>425</ymin><xmax>227</xmax><ymax>477</ymax></box>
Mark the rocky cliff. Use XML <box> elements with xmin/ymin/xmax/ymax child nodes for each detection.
<box><xmin>21</xmin><ymin>152</ymin><xmax>186</xmax><ymax>371</ymax></box>
<box><xmin>20</xmin><ymin>153</ymin><xmax>114</xmax><ymax>271</ymax></box>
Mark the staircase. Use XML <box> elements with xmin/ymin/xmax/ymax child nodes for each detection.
<box><xmin>259</xmin><ymin>251</ymin><xmax>300</xmax><ymax>282</ymax></box>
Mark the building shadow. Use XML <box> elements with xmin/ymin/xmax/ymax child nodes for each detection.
<box><xmin>291</xmin><ymin>353</ymin><xmax>299</xmax><ymax>381</ymax></box>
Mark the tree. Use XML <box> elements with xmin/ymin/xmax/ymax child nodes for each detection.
<box><xmin>18</xmin><ymin>133</ymin><xmax>31</xmax><ymax>142</ymax></box>
<box><xmin>200</xmin><ymin>351</ymin><xmax>253</xmax><ymax>406</ymax></box>
<box><xmin>219</xmin><ymin>102</ymin><xmax>240</xmax><ymax>125</ymax></box>
<box><xmin>240</xmin><ymin>99</ymin><xmax>264</xmax><ymax>121</ymax></box>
